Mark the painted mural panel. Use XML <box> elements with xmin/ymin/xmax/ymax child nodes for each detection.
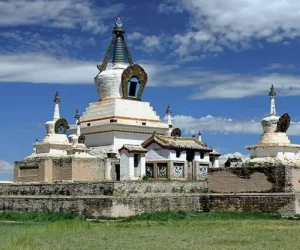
<box><xmin>173</xmin><ymin>163</ymin><xmax>184</xmax><ymax>177</ymax></box>
<box><xmin>158</xmin><ymin>163</ymin><xmax>168</xmax><ymax>178</ymax></box>
<box><xmin>199</xmin><ymin>164</ymin><xmax>209</xmax><ymax>178</ymax></box>
<box><xmin>146</xmin><ymin>164</ymin><xmax>154</xmax><ymax>178</ymax></box>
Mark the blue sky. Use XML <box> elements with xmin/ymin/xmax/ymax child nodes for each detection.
<box><xmin>2</xmin><ymin>0</ymin><xmax>300</xmax><ymax>180</ymax></box>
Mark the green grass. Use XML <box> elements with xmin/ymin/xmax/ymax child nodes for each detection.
<box><xmin>0</xmin><ymin>211</ymin><xmax>299</xmax><ymax>250</ymax></box>
<box><xmin>0</xmin><ymin>211</ymin><xmax>80</xmax><ymax>222</ymax></box>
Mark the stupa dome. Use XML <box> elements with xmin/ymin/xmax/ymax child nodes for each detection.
<box><xmin>261</xmin><ymin>115</ymin><xmax>280</xmax><ymax>133</ymax></box>
<box><xmin>94</xmin><ymin>64</ymin><xmax>127</xmax><ymax>100</ymax></box>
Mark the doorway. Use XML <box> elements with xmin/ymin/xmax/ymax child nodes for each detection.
<box><xmin>115</xmin><ymin>164</ymin><xmax>120</xmax><ymax>181</ymax></box>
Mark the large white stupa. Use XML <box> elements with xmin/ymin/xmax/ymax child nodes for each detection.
<box><xmin>246</xmin><ymin>85</ymin><xmax>300</xmax><ymax>166</ymax></box>
<box><xmin>69</xmin><ymin>18</ymin><xmax>169</xmax><ymax>155</ymax></box>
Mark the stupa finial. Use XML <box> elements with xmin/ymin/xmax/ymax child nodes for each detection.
<box><xmin>74</xmin><ymin>109</ymin><xmax>80</xmax><ymax>120</ymax></box>
<box><xmin>269</xmin><ymin>85</ymin><xmax>276</xmax><ymax>115</ymax></box>
<box><xmin>269</xmin><ymin>84</ymin><xmax>276</xmax><ymax>98</ymax></box>
<box><xmin>53</xmin><ymin>91</ymin><xmax>60</xmax><ymax>103</ymax></box>
<box><xmin>198</xmin><ymin>131</ymin><xmax>202</xmax><ymax>141</ymax></box>
<box><xmin>53</xmin><ymin>91</ymin><xmax>60</xmax><ymax>121</ymax></box>
<box><xmin>115</xmin><ymin>17</ymin><xmax>123</xmax><ymax>28</ymax></box>
<box><xmin>166</xmin><ymin>104</ymin><xmax>172</xmax><ymax>114</ymax></box>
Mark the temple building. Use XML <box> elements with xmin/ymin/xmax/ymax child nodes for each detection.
<box><xmin>246</xmin><ymin>85</ymin><xmax>300</xmax><ymax>166</ymax></box>
<box><xmin>14</xmin><ymin>18</ymin><xmax>220</xmax><ymax>183</ymax></box>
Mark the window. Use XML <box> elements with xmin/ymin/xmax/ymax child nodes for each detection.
<box><xmin>142</xmin><ymin>122</ymin><xmax>146</xmax><ymax>125</ymax></box>
<box><xmin>186</xmin><ymin>151</ymin><xmax>195</xmax><ymax>162</ymax></box>
<box><xmin>134</xmin><ymin>154</ymin><xmax>141</xmax><ymax>177</ymax></box>
<box><xmin>176</xmin><ymin>151</ymin><xmax>181</xmax><ymax>158</ymax></box>
<box><xmin>87</xmin><ymin>123</ymin><xmax>91</xmax><ymax>127</ymax></box>
<box><xmin>134</xmin><ymin>154</ymin><xmax>140</xmax><ymax>168</ymax></box>
<box><xmin>129</xmin><ymin>81</ymin><xmax>137</xmax><ymax>96</ymax></box>
<box><xmin>200</xmin><ymin>153</ymin><xmax>205</xmax><ymax>159</ymax></box>
<box><xmin>127</xmin><ymin>76</ymin><xmax>141</xmax><ymax>98</ymax></box>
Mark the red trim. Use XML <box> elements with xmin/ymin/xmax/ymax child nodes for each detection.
<box><xmin>81</xmin><ymin>115</ymin><xmax>161</xmax><ymax>123</ymax></box>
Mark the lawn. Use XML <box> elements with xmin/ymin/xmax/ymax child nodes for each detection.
<box><xmin>0</xmin><ymin>211</ymin><xmax>299</xmax><ymax>250</ymax></box>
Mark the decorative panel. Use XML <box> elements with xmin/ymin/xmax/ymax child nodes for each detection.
<box><xmin>199</xmin><ymin>164</ymin><xmax>209</xmax><ymax>178</ymax></box>
<box><xmin>146</xmin><ymin>164</ymin><xmax>154</xmax><ymax>178</ymax></box>
<box><xmin>157</xmin><ymin>163</ymin><xmax>167</xmax><ymax>178</ymax></box>
<box><xmin>173</xmin><ymin>163</ymin><xmax>184</xmax><ymax>177</ymax></box>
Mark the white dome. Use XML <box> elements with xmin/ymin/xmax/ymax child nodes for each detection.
<box><xmin>94</xmin><ymin>64</ymin><xmax>127</xmax><ymax>100</ymax></box>
<box><xmin>261</xmin><ymin>115</ymin><xmax>279</xmax><ymax>133</ymax></box>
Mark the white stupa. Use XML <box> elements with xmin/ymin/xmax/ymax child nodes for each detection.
<box><xmin>69</xmin><ymin>18</ymin><xmax>169</xmax><ymax>155</ymax></box>
<box><xmin>246</xmin><ymin>85</ymin><xmax>300</xmax><ymax>166</ymax></box>
<box><xmin>67</xmin><ymin>109</ymin><xmax>94</xmax><ymax>158</ymax></box>
<box><xmin>27</xmin><ymin>92</ymin><xmax>71</xmax><ymax>158</ymax></box>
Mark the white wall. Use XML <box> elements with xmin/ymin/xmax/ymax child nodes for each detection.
<box><xmin>85</xmin><ymin>132</ymin><xmax>114</xmax><ymax>147</ymax></box>
<box><xmin>114</xmin><ymin>131</ymin><xmax>152</xmax><ymax>151</ymax></box>
<box><xmin>145</xmin><ymin>143</ymin><xmax>170</xmax><ymax>160</ymax></box>
<box><xmin>120</xmin><ymin>151</ymin><xmax>133</xmax><ymax>180</ymax></box>
<box><xmin>250</xmin><ymin>147</ymin><xmax>300</xmax><ymax>159</ymax></box>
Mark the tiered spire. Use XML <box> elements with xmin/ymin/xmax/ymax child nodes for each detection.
<box><xmin>166</xmin><ymin>104</ymin><xmax>172</xmax><ymax>127</ymax></box>
<box><xmin>53</xmin><ymin>91</ymin><xmax>60</xmax><ymax>121</ymax></box>
<box><xmin>268</xmin><ymin>84</ymin><xmax>276</xmax><ymax>115</ymax></box>
<box><xmin>74</xmin><ymin>109</ymin><xmax>81</xmax><ymax>136</ymax></box>
<box><xmin>97</xmin><ymin>18</ymin><xmax>133</xmax><ymax>72</ymax></box>
<box><xmin>198</xmin><ymin>131</ymin><xmax>202</xmax><ymax>141</ymax></box>
<box><xmin>166</xmin><ymin>104</ymin><xmax>172</xmax><ymax>136</ymax></box>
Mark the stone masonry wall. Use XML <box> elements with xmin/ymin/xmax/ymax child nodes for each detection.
<box><xmin>208</xmin><ymin>166</ymin><xmax>291</xmax><ymax>193</ymax></box>
<box><xmin>0</xmin><ymin>181</ymin><xmax>207</xmax><ymax>197</ymax></box>
<box><xmin>0</xmin><ymin>179</ymin><xmax>299</xmax><ymax>217</ymax></box>
<box><xmin>0</xmin><ymin>193</ymin><xmax>296</xmax><ymax>217</ymax></box>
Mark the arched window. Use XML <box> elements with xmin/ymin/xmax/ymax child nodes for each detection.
<box><xmin>127</xmin><ymin>76</ymin><xmax>140</xmax><ymax>98</ymax></box>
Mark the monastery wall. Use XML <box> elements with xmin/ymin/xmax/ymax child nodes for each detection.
<box><xmin>0</xmin><ymin>193</ymin><xmax>297</xmax><ymax>217</ymax></box>
<box><xmin>15</xmin><ymin>157</ymin><xmax>106</xmax><ymax>183</ymax></box>
<box><xmin>208</xmin><ymin>166</ymin><xmax>300</xmax><ymax>193</ymax></box>
<box><xmin>0</xmin><ymin>181</ymin><xmax>207</xmax><ymax>196</ymax></box>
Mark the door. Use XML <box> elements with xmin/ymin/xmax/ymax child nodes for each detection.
<box><xmin>115</xmin><ymin>164</ymin><xmax>120</xmax><ymax>181</ymax></box>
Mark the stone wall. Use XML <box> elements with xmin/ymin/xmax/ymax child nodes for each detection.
<box><xmin>200</xmin><ymin>194</ymin><xmax>296</xmax><ymax>216</ymax></box>
<box><xmin>0</xmin><ymin>181</ymin><xmax>207</xmax><ymax>197</ymax></box>
<box><xmin>0</xmin><ymin>193</ymin><xmax>297</xmax><ymax>217</ymax></box>
<box><xmin>14</xmin><ymin>157</ymin><xmax>106</xmax><ymax>183</ymax></box>
<box><xmin>208</xmin><ymin>166</ymin><xmax>300</xmax><ymax>193</ymax></box>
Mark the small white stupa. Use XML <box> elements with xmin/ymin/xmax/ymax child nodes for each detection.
<box><xmin>27</xmin><ymin>92</ymin><xmax>71</xmax><ymax>158</ymax></box>
<box><xmin>67</xmin><ymin>109</ymin><xmax>94</xmax><ymax>157</ymax></box>
<box><xmin>246</xmin><ymin>85</ymin><xmax>300</xmax><ymax>166</ymax></box>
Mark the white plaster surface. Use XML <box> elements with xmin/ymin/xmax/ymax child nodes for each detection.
<box><xmin>94</xmin><ymin>64</ymin><xmax>127</xmax><ymax>100</ymax></box>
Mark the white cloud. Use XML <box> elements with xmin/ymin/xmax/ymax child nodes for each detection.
<box><xmin>0</xmin><ymin>160</ymin><xmax>13</xmax><ymax>173</ymax></box>
<box><xmin>1</xmin><ymin>53</ymin><xmax>300</xmax><ymax>102</ymax></box>
<box><xmin>0</xmin><ymin>0</ymin><xmax>124</xmax><ymax>34</ymax></box>
<box><xmin>159</xmin><ymin>0</ymin><xmax>300</xmax><ymax>57</ymax></box>
<box><xmin>143</xmin><ymin>35</ymin><xmax>161</xmax><ymax>49</ymax></box>
<box><xmin>128</xmin><ymin>32</ymin><xmax>166</xmax><ymax>52</ymax></box>
<box><xmin>127</xmin><ymin>32</ymin><xmax>144</xmax><ymax>41</ymax></box>
<box><xmin>172</xmin><ymin>115</ymin><xmax>261</xmax><ymax>135</ymax></box>
<box><xmin>171</xmin><ymin>114</ymin><xmax>300</xmax><ymax>136</ymax></box>
<box><xmin>146</xmin><ymin>66</ymin><xmax>300</xmax><ymax>99</ymax></box>
<box><xmin>0</xmin><ymin>30</ymin><xmax>96</xmax><ymax>55</ymax></box>
<box><xmin>0</xmin><ymin>53</ymin><xmax>98</xmax><ymax>84</ymax></box>
<box><xmin>219</xmin><ymin>152</ymin><xmax>249</xmax><ymax>164</ymax></box>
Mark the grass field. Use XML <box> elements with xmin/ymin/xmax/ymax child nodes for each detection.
<box><xmin>0</xmin><ymin>211</ymin><xmax>299</xmax><ymax>250</ymax></box>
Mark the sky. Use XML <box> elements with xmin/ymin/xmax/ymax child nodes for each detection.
<box><xmin>1</xmin><ymin>0</ymin><xmax>300</xmax><ymax>180</ymax></box>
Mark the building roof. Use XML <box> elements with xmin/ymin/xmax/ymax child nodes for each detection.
<box><xmin>142</xmin><ymin>133</ymin><xmax>212</xmax><ymax>152</ymax></box>
<box><xmin>119</xmin><ymin>144</ymin><xmax>148</xmax><ymax>153</ymax></box>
